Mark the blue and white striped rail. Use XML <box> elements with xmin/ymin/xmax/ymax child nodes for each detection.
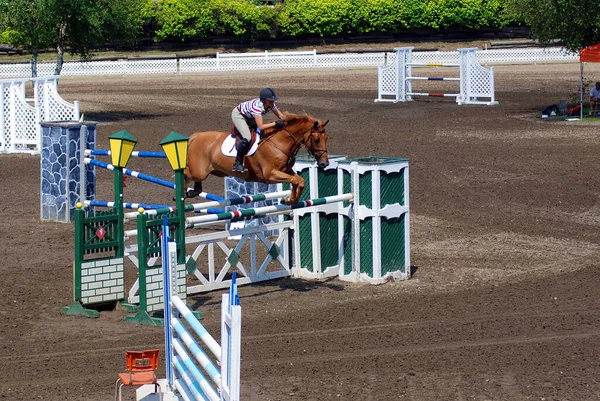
<box><xmin>85</xmin><ymin>157</ymin><xmax>176</xmax><ymax>189</ymax></box>
<box><xmin>84</xmin><ymin>150</ymin><xmax>225</xmax><ymax>202</ymax></box>
<box><xmin>85</xmin><ymin>149</ymin><xmax>167</xmax><ymax>158</ymax></box>
<box><xmin>84</xmin><ymin>200</ymin><xmax>171</xmax><ymax>210</ymax></box>
<box><xmin>162</xmin><ymin>218</ymin><xmax>241</xmax><ymax>401</ymax></box>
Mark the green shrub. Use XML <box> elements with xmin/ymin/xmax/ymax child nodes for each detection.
<box><xmin>210</xmin><ymin>0</ymin><xmax>279</xmax><ymax>41</ymax></box>
<box><xmin>418</xmin><ymin>0</ymin><xmax>509</xmax><ymax>30</ymax></box>
<box><xmin>280</xmin><ymin>0</ymin><xmax>351</xmax><ymax>38</ymax></box>
<box><xmin>142</xmin><ymin>0</ymin><xmax>215</xmax><ymax>41</ymax></box>
<box><xmin>139</xmin><ymin>0</ymin><xmax>514</xmax><ymax>43</ymax></box>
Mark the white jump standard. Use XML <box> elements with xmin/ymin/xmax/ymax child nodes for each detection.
<box><xmin>375</xmin><ymin>47</ymin><xmax>498</xmax><ymax>105</ymax></box>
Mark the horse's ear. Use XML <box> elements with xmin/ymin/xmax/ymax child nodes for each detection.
<box><xmin>313</xmin><ymin>121</ymin><xmax>319</xmax><ymax>129</ymax></box>
<box><xmin>323</xmin><ymin>120</ymin><xmax>329</xmax><ymax>127</ymax></box>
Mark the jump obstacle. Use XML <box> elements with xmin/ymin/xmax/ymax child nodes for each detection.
<box><xmin>161</xmin><ymin>219</ymin><xmax>241</xmax><ymax>401</ymax></box>
<box><xmin>1</xmin><ymin>76</ymin><xmax>79</xmax><ymax>154</ymax></box>
<box><xmin>375</xmin><ymin>47</ymin><xmax>497</xmax><ymax>105</ymax></box>
<box><xmin>58</xmin><ymin>128</ymin><xmax>409</xmax><ymax>325</ymax></box>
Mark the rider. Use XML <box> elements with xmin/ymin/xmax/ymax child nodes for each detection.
<box><xmin>231</xmin><ymin>87</ymin><xmax>286</xmax><ymax>173</ymax></box>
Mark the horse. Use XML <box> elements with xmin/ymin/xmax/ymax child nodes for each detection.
<box><xmin>184</xmin><ymin>112</ymin><xmax>330</xmax><ymax>205</ymax></box>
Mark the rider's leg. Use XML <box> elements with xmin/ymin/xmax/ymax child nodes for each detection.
<box><xmin>231</xmin><ymin>107</ymin><xmax>252</xmax><ymax>173</ymax></box>
<box><xmin>233</xmin><ymin>138</ymin><xmax>250</xmax><ymax>173</ymax></box>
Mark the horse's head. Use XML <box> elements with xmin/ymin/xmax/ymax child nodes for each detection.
<box><xmin>275</xmin><ymin>113</ymin><xmax>330</xmax><ymax>168</ymax></box>
<box><xmin>306</xmin><ymin>119</ymin><xmax>329</xmax><ymax>168</ymax></box>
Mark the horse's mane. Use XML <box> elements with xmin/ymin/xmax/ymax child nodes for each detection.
<box><xmin>261</xmin><ymin>112</ymin><xmax>316</xmax><ymax>138</ymax></box>
<box><xmin>282</xmin><ymin>111</ymin><xmax>316</xmax><ymax>124</ymax></box>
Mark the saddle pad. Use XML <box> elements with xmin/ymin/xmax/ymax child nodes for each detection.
<box><xmin>221</xmin><ymin>135</ymin><xmax>259</xmax><ymax>157</ymax></box>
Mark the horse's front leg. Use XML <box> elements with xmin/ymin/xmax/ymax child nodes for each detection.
<box><xmin>183</xmin><ymin>168</ymin><xmax>203</xmax><ymax>198</ymax></box>
<box><xmin>266</xmin><ymin>170</ymin><xmax>305</xmax><ymax>205</ymax></box>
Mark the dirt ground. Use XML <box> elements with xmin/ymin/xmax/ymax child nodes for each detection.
<box><xmin>2</xmin><ymin>59</ymin><xmax>600</xmax><ymax>401</ymax></box>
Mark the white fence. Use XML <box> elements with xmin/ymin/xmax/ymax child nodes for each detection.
<box><xmin>0</xmin><ymin>47</ymin><xmax>580</xmax><ymax>79</ymax></box>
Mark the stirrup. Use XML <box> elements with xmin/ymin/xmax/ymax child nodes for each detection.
<box><xmin>232</xmin><ymin>161</ymin><xmax>247</xmax><ymax>173</ymax></box>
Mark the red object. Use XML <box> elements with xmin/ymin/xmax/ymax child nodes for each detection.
<box><xmin>114</xmin><ymin>350</ymin><xmax>162</xmax><ymax>401</ymax></box>
<box><xmin>580</xmin><ymin>44</ymin><xmax>600</xmax><ymax>62</ymax></box>
<box><xmin>96</xmin><ymin>226</ymin><xmax>106</xmax><ymax>240</ymax></box>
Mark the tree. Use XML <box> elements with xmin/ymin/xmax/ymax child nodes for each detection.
<box><xmin>0</xmin><ymin>0</ymin><xmax>56</xmax><ymax>76</ymax></box>
<box><xmin>505</xmin><ymin>0</ymin><xmax>600</xmax><ymax>51</ymax></box>
<box><xmin>50</xmin><ymin>0</ymin><xmax>144</xmax><ymax>74</ymax></box>
<box><xmin>0</xmin><ymin>0</ymin><xmax>144</xmax><ymax>76</ymax></box>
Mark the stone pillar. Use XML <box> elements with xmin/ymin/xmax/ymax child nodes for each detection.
<box><xmin>40</xmin><ymin>122</ymin><xmax>97</xmax><ymax>222</ymax></box>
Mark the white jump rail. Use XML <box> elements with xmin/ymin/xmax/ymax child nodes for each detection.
<box><xmin>162</xmin><ymin>218</ymin><xmax>241</xmax><ymax>401</ymax></box>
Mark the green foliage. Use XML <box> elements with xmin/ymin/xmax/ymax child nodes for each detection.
<box><xmin>0</xmin><ymin>0</ymin><xmax>56</xmax><ymax>51</ymax></box>
<box><xmin>418</xmin><ymin>0</ymin><xmax>510</xmax><ymax>30</ymax></box>
<box><xmin>280</xmin><ymin>0</ymin><xmax>350</xmax><ymax>37</ymax></box>
<box><xmin>58</xmin><ymin>0</ymin><xmax>145</xmax><ymax>58</ymax></box>
<box><xmin>505</xmin><ymin>0</ymin><xmax>600</xmax><ymax>51</ymax></box>
<box><xmin>143</xmin><ymin>0</ymin><xmax>216</xmax><ymax>41</ymax></box>
<box><xmin>1</xmin><ymin>0</ymin><xmax>527</xmax><ymax>49</ymax></box>
<box><xmin>346</xmin><ymin>0</ymin><xmax>403</xmax><ymax>33</ymax></box>
<box><xmin>210</xmin><ymin>0</ymin><xmax>279</xmax><ymax>40</ymax></box>
<box><xmin>0</xmin><ymin>0</ymin><xmax>144</xmax><ymax>59</ymax></box>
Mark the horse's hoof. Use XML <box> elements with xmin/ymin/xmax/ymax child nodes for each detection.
<box><xmin>186</xmin><ymin>190</ymin><xmax>197</xmax><ymax>199</ymax></box>
<box><xmin>281</xmin><ymin>196</ymin><xmax>297</xmax><ymax>206</ymax></box>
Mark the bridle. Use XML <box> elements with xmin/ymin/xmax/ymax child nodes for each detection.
<box><xmin>265</xmin><ymin>123</ymin><xmax>328</xmax><ymax>165</ymax></box>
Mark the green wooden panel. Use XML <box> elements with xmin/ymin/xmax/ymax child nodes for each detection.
<box><xmin>380</xmin><ymin>169</ymin><xmax>404</xmax><ymax>207</ymax></box>
<box><xmin>381</xmin><ymin>214</ymin><xmax>406</xmax><ymax>275</ymax></box>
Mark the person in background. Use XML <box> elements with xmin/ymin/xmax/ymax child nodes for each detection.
<box><xmin>590</xmin><ymin>82</ymin><xmax>600</xmax><ymax>115</ymax></box>
<box><xmin>231</xmin><ymin>88</ymin><xmax>286</xmax><ymax>173</ymax></box>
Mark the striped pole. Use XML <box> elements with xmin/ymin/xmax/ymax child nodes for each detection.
<box><xmin>84</xmin><ymin>200</ymin><xmax>170</xmax><ymax>210</ymax></box>
<box><xmin>85</xmin><ymin>157</ymin><xmax>176</xmax><ymax>189</ymax></box>
<box><xmin>407</xmin><ymin>62</ymin><xmax>460</xmax><ymax>67</ymax></box>
<box><xmin>407</xmin><ymin>77</ymin><xmax>460</xmax><ymax>81</ymax></box>
<box><xmin>132</xmin><ymin>190</ymin><xmax>291</xmax><ymax>218</ymax></box>
<box><xmin>407</xmin><ymin>92</ymin><xmax>460</xmax><ymax>98</ymax></box>
<box><xmin>85</xmin><ymin>151</ymin><xmax>225</xmax><ymax>202</ymax></box>
<box><xmin>85</xmin><ymin>149</ymin><xmax>167</xmax><ymax>158</ymax></box>
<box><xmin>186</xmin><ymin>193</ymin><xmax>353</xmax><ymax>227</ymax></box>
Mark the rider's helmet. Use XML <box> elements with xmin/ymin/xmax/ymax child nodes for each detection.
<box><xmin>259</xmin><ymin>87</ymin><xmax>278</xmax><ymax>101</ymax></box>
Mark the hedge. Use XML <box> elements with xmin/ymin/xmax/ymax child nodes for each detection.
<box><xmin>141</xmin><ymin>0</ymin><xmax>516</xmax><ymax>43</ymax></box>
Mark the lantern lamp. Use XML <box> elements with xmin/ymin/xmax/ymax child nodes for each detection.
<box><xmin>160</xmin><ymin>132</ymin><xmax>189</xmax><ymax>171</ymax></box>
<box><xmin>108</xmin><ymin>130</ymin><xmax>137</xmax><ymax>168</ymax></box>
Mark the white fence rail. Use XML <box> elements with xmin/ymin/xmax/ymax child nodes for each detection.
<box><xmin>0</xmin><ymin>47</ymin><xmax>580</xmax><ymax>79</ymax></box>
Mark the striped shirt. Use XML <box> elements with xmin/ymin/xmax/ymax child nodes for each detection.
<box><xmin>237</xmin><ymin>98</ymin><xmax>277</xmax><ymax>119</ymax></box>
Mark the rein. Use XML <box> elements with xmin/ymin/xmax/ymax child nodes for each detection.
<box><xmin>263</xmin><ymin>124</ymin><xmax>328</xmax><ymax>165</ymax></box>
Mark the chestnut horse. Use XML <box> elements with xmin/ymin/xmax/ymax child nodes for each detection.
<box><xmin>184</xmin><ymin>112</ymin><xmax>330</xmax><ymax>205</ymax></box>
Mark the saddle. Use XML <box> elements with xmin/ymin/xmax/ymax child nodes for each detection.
<box><xmin>230</xmin><ymin>125</ymin><xmax>259</xmax><ymax>149</ymax></box>
<box><xmin>221</xmin><ymin>126</ymin><xmax>260</xmax><ymax>157</ymax></box>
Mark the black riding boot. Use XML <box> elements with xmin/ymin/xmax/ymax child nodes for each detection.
<box><xmin>232</xmin><ymin>138</ymin><xmax>250</xmax><ymax>173</ymax></box>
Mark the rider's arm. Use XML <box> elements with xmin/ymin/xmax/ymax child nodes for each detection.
<box><xmin>253</xmin><ymin>114</ymin><xmax>278</xmax><ymax>130</ymax></box>
<box><xmin>273</xmin><ymin>108</ymin><xmax>286</xmax><ymax>120</ymax></box>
